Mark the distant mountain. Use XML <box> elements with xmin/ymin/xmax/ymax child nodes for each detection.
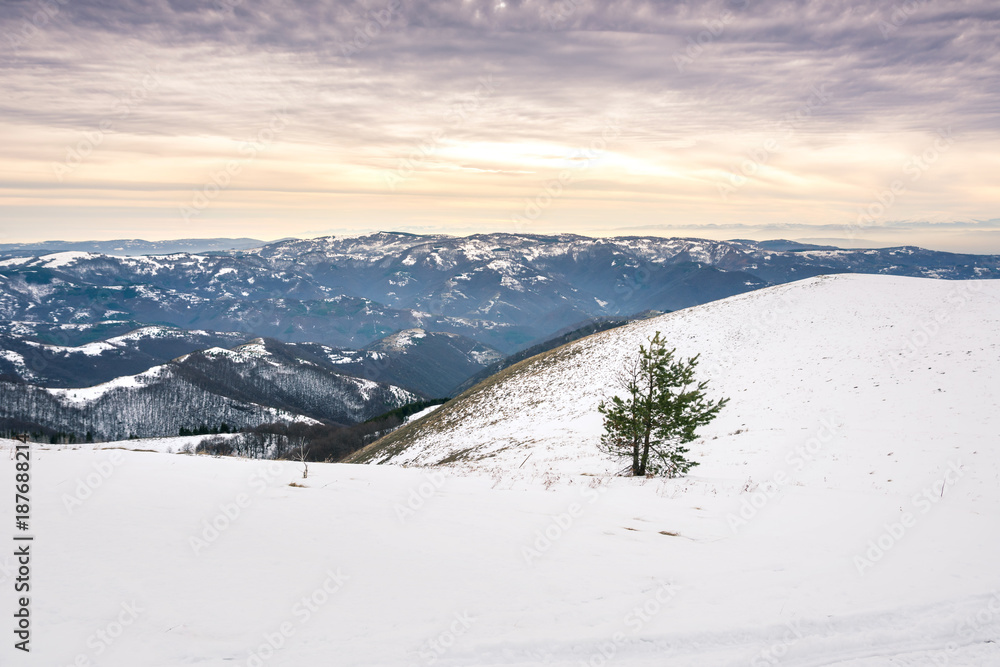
<box><xmin>296</xmin><ymin>328</ymin><xmax>504</xmax><ymax>397</ymax></box>
<box><xmin>2</xmin><ymin>233</ymin><xmax>995</xmax><ymax>357</ymax></box>
<box><xmin>0</xmin><ymin>325</ymin><xmax>250</xmax><ymax>387</ymax></box>
<box><xmin>0</xmin><ymin>238</ymin><xmax>268</xmax><ymax>257</ymax></box>
<box><xmin>0</xmin><ymin>337</ymin><xmax>418</xmax><ymax>441</ymax></box>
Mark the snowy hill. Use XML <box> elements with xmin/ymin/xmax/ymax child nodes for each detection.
<box><xmin>1</xmin><ymin>274</ymin><xmax>998</xmax><ymax>665</ymax></box>
<box><xmin>0</xmin><ymin>337</ymin><xmax>418</xmax><ymax>440</ymax></box>
<box><xmin>351</xmin><ymin>274</ymin><xmax>1000</xmax><ymax>477</ymax></box>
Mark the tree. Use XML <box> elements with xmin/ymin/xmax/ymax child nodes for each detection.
<box><xmin>598</xmin><ymin>332</ymin><xmax>728</xmax><ymax>478</ymax></box>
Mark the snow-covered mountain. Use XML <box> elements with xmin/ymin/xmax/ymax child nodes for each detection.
<box><xmin>350</xmin><ymin>274</ymin><xmax>1000</xmax><ymax>475</ymax></box>
<box><xmin>0</xmin><ymin>325</ymin><xmax>251</xmax><ymax>387</ymax></box>
<box><xmin>299</xmin><ymin>328</ymin><xmax>504</xmax><ymax>397</ymax></box>
<box><xmin>2</xmin><ymin>233</ymin><xmax>996</xmax><ymax>353</ymax></box>
<box><xmin>0</xmin><ymin>337</ymin><xmax>418</xmax><ymax>440</ymax></box>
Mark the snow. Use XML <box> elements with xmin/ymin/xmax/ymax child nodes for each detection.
<box><xmin>200</xmin><ymin>340</ymin><xmax>274</xmax><ymax>364</ymax></box>
<box><xmin>45</xmin><ymin>365</ymin><xmax>172</xmax><ymax>404</ymax></box>
<box><xmin>104</xmin><ymin>326</ymin><xmax>177</xmax><ymax>343</ymax></box>
<box><xmin>40</xmin><ymin>251</ymin><xmax>93</xmax><ymax>268</ymax></box>
<box><xmin>404</xmin><ymin>403</ymin><xmax>443</xmax><ymax>424</ymax></box>
<box><xmin>25</xmin><ymin>339</ymin><xmax>119</xmax><ymax>356</ymax></box>
<box><xmin>1</xmin><ymin>274</ymin><xmax>998</xmax><ymax>666</ymax></box>
<box><xmin>36</xmin><ymin>433</ymin><xmax>243</xmax><ymax>454</ymax></box>
<box><xmin>376</xmin><ymin>274</ymin><xmax>999</xmax><ymax>475</ymax></box>
<box><xmin>380</xmin><ymin>328</ymin><xmax>427</xmax><ymax>351</ymax></box>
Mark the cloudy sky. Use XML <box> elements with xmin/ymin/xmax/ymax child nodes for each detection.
<box><xmin>1</xmin><ymin>0</ymin><xmax>997</xmax><ymax>251</ymax></box>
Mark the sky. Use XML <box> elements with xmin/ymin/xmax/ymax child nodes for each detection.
<box><xmin>0</xmin><ymin>0</ymin><xmax>998</xmax><ymax>253</ymax></box>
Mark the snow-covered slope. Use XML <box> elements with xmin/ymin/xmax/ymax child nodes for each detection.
<box><xmin>352</xmin><ymin>274</ymin><xmax>999</xmax><ymax>478</ymax></box>
<box><xmin>0</xmin><ymin>274</ymin><xmax>998</xmax><ymax>665</ymax></box>
<box><xmin>0</xmin><ymin>337</ymin><xmax>419</xmax><ymax>440</ymax></box>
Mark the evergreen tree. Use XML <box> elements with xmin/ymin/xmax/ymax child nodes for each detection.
<box><xmin>598</xmin><ymin>332</ymin><xmax>728</xmax><ymax>478</ymax></box>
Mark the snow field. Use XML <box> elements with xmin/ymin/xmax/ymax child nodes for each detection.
<box><xmin>0</xmin><ymin>274</ymin><xmax>997</xmax><ymax>665</ymax></box>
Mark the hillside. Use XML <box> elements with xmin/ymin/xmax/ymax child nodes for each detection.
<box><xmin>451</xmin><ymin>316</ymin><xmax>641</xmax><ymax>396</ymax></box>
<box><xmin>0</xmin><ymin>325</ymin><xmax>251</xmax><ymax>387</ymax></box>
<box><xmin>290</xmin><ymin>329</ymin><xmax>503</xmax><ymax>396</ymax></box>
<box><xmin>350</xmin><ymin>274</ymin><xmax>1000</xmax><ymax>476</ymax></box>
<box><xmin>0</xmin><ymin>338</ymin><xmax>418</xmax><ymax>440</ymax></box>
<box><xmin>1</xmin><ymin>273</ymin><xmax>998</xmax><ymax>665</ymax></box>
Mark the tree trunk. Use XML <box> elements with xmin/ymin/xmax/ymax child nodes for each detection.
<box><xmin>638</xmin><ymin>371</ymin><xmax>655</xmax><ymax>476</ymax></box>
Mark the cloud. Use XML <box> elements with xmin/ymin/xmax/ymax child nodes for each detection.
<box><xmin>0</xmin><ymin>0</ymin><xmax>997</xmax><ymax>247</ymax></box>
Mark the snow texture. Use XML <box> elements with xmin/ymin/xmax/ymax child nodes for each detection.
<box><xmin>0</xmin><ymin>274</ymin><xmax>997</xmax><ymax>666</ymax></box>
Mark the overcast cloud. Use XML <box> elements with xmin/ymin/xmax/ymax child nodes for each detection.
<box><xmin>1</xmin><ymin>0</ymin><xmax>997</xmax><ymax>250</ymax></box>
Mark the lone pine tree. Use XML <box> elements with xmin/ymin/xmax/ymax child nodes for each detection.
<box><xmin>598</xmin><ymin>332</ymin><xmax>728</xmax><ymax>478</ymax></box>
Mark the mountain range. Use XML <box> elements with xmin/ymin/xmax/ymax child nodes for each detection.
<box><xmin>3</xmin><ymin>233</ymin><xmax>996</xmax><ymax>356</ymax></box>
<box><xmin>1</xmin><ymin>233</ymin><xmax>997</xmax><ymax>441</ymax></box>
